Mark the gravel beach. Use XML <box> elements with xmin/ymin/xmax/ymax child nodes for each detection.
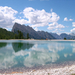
<box><xmin>0</xmin><ymin>65</ymin><xmax>75</xmax><ymax>75</ymax></box>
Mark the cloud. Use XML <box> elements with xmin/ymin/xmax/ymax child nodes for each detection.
<box><xmin>64</xmin><ymin>17</ymin><xmax>68</xmax><ymax>21</ymax></box>
<box><xmin>69</xmin><ymin>19</ymin><xmax>73</xmax><ymax>21</ymax></box>
<box><xmin>0</xmin><ymin>6</ymin><xmax>18</xmax><ymax>28</ymax></box>
<box><xmin>47</xmin><ymin>22</ymin><xmax>65</xmax><ymax>30</ymax></box>
<box><xmin>64</xmin><ymin>17</ymin><xmax>73</xmax><ymax>21</ymax></box>
<box><xmin>70</xmin><ymin>22</ymin><xmax>75</xmax><ymax>33</ymax></box>
<box><xmin>23</xmin><ymin>7</ymin><xmax>65</xmax><ymax>31</ymax></box>
<box><xmin>23</xmin><ymin>7</ymin><xmax>60</xmax><ymax>25</ymax></box>
<box><xmin>51</xmin><ymin>8</ymin><xmax>53</xmax><ymax>12</ymax></box>
<box><xmin>72</xmin><ymin>22</ymin><xmax>75</xmax><ymax>27</ymax></box>
<box><xmin>34</xmin><ymin>27</ymin><xmax>38</xmax><ymax>31</ymax></box>
<box><xmin>0</xmin><ymin>6</ymin><xmax>64</xmax><ymax>32</ymax></box>
<box><xmin>13</xmin><ymin>19</ymin><xmax>28</xmax><ymax>25</ymax></box>
<box><xmin>70</xmin><ymin>28</ymin><xmax>75</xmax><ymax>33</ymax></box>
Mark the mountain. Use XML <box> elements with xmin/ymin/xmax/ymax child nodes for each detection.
<box><xmin>37</xmin><ymin>31</ymin><xmax>55</xmax><ymax>39</ymax></box>
<box><xmin>60</xmin><ymin>33</ymin><xmax>73</xmax><ymax>39</ymax></box>
<box><xmin>50</xmin><ymin>33</ymin><xmax>75</xmax><ymax>39</ymax></box>
<box><xmin>50</xmin><ymin>33</ymin><xmax>61</xmax><ymax>39</ymax></box>
<box><xmin>12</xmin><ymin>23</ymin><xmax>55</xmax><ymax>39</ymax></box>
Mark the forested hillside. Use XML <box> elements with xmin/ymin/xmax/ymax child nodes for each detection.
<box><xmin>0</xmin><ymin>28</ymin><xmax>15</xmax><ymax>39</ymax></box>
<box><xmin>0</xmin><ymin>27</ymin><xmax>25</xmax><ymax>39</ymax></box>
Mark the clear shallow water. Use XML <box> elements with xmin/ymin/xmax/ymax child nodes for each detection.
<box><xmin>0</xmin><ymin>40</ymin><xmax>75</xmax><ymax>72</ymax></box>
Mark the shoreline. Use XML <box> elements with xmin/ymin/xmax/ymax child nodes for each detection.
<box><xmin>0</xmin><ymin>39</ymin><xmax>75</xmax><ymax>41</ymax></box>
<box><xmin>0</xmin><ymin>61</ymin><xmax>75</xmax><ymax>75</ymax></box>
<box><xmin>0</xmin><ymin>64</ymin><xmax>75</xmax><ymax>75</ymax></box>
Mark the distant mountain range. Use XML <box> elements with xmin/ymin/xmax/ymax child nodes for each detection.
<box><xmin>50</xmin><ymin>33</ymin><xmax>75</xmax><ymax>39</ymax></box>
<box><xmin>12</xmin><ymin>23</ymin><xmax>75</xmax><ymax>39</ymax></box>
<box><xmin>12</xmin><ymin>23</ymin><xmax>55</xmax><ymax>39</ymax></box>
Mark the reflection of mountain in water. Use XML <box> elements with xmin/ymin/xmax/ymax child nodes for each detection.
<box><xmin>0</xmin><ymin>42</ymin><xmax>7</xmax><ymax>48</ymax></box>
<box><xmin>12</xmin><ymin>42</ymin><xmax>34</xmax><ymax>52</ymax></box>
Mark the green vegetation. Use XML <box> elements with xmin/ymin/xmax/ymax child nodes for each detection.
<box><xmin>0</xmin><ymin>42</ymin><xmax>7</xmax><ymax>48</ymax></box>
<box><xmin>17</xmin><ymin>30</ymin><xmax>24</xmax><ymax>39</ymax></box>
<box><xmin>0</xmin><ymin>28</ymin><xmax>30</xmax><ymax>39</ymax></box>
<box><xmin>27</xmin><ymin>33</ymin><xmax>30</xmax><ymax>39</ymax></box>
<box><xmin>64</xmin><ymin>37</ymin><xmax>66</xmax><ymax>40</ymax></box>
<box><xmin>0</xmin><ymin>28</ymin><xmax>15</xmax><ymax>39</ymax></box>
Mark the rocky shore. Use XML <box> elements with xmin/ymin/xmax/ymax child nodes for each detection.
<box><xmin>0</xmin><ymin>65</ymin><xmax>75</xmax><ymax>75</ymax></box>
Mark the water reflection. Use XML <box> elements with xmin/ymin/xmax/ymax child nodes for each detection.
<box><xmin>0</xmin><ymin>42</ymin><xmax>7</xmax><ymax>48</ymax></box>
<box><xmin>0</xmin><ymin>40</ymin><xmax>75</xmax><ymax>70</ymax></box>
<box><xmin>12</xmin><ymin>42</ymin><xmax>34</xmax><ymax>52</ymax></box>
<box><xmin>24</xmin><ymin>51</ymin><xmax>59</xmax><ymax>67</ymax></box>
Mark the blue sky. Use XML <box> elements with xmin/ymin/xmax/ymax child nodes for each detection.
<box><xmin>0</xmin><ymin>0</ymin><xmax>75</xmax><ymax>34</ymax></box>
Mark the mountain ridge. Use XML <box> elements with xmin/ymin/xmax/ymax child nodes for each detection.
<box><xmin>12</xmin><ymin>23</ymin><xmax>75</xmax><ymax>39</ymax></box>
<box><xmin>12</xmin><ymin>23</ymin><xmax>55</xmax><ymax>39</ymax></box>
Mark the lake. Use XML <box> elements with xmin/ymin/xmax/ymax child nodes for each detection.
<box><xmin>0</xmin><ymin>40</ymin><xmax>75</xmax><ymax>73</ymax></box>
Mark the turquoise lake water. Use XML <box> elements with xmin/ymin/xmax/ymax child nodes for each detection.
<box><xmin>0</xmin><ymin>40</ymin><xmax>75</xmax><ymax>72</ymax></box>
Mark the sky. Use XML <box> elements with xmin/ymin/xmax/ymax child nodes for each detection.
<box><xmin>0</xmin><ymin>0</ymin><xmax>75</xmax><ymax>34</ymax></box>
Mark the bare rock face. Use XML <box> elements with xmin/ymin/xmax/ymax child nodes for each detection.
<box><xmin>12</xmin><ymin>23</ymin><xmax>55</xmax><ymax>39</ymax></box>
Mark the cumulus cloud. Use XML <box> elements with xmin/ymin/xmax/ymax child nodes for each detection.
<box><xmin>70</xmin><ymin>28</ymin><xmax>75</xmax><ymax>33</ymax></box>
<box><xmin>70</xmin><ymin>22</ymin><xmax>75</xmax><ymax>33</ymax></box>
<box><xmin>64</xmin><ymin>17</ymin><xmax>73</xmax><ymax>21</ymax></box>
<box><xmin>13</xmin><ymin>19</ymin><xmax>28</xmax><ymax>25</ymax></box>
<box><xmin>0</xmin><ymin>6</ymin><xmax>18</xmax><ymax>28</ymax></box>
<box><xmin>23</xmin><ymin>7</ymin><xmax>64</xmax><ymax>31</ymax></box>
<box><xmin>47</xmin><ymin>22</ymin><xmax>65</xmax><ymax>30</ymax></box>
<box><xmin>72</xmin><ymin>22</ymin><xmax>75</xmax><ymax>27</ymax></box>
<box><xmin>0</xmin><ymin>6</ymin><xmax>64</xmax><ymax>32</ymax></box>
<box><xmin>51</xmin><ymin>9</ymin><xmax>53</xmax><ymax>12</ymax></box>
<box><xmin>69</xmin><ymin>19</ymin><xmax>73</xmax><ymax>21</ymax></box>
<box><xmin>64</xmin><ymin>17</ymin><xmax>68</xmax><ymax>21</ymax></box>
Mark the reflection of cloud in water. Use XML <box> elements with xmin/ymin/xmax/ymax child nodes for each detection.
<box><xmin>24</xmin><ymin>51</ymin><xmax>59</xmax><ymax>67</ymax></box>
<box><xmin>64</xmin><ymin>54</ymin><xmax>68</xmax><ymax>57</ymax></box>
<box><xmin>71</xmin><ymin>43</ymin><xmax>75</xmax><ymax>53</ymax></box>
<box><xmin>0</xmin><ymin>44</ymin><xmax>17</xmax><ymax>69</ymax></box>
<box><xmin>71</xmin><ymin>43</ymin><xmax>75</xmax><ymax>47</ymax></box>
<box><xmin>72</xmin><ymin>48</ymin><xmax>75</xmax><ymax>53</ymax></box>
<box><xmin>0</xmin><ymin>41</ymin><xmax>61</xmax><ymax>69</ymax></box>
<box><xmin>30</xmin><ymin>44</ymin><xmax>48</xmax><ymax>52</ymax></box>
<box><xmin>48</xmin><ymin>43</ymin><xmax>64</xmax><ymax>52</ymax></box>
<box><xmin>13</xmin><ymin>47</ymin><xmax>59</xmax><ymax>68</ymax></box>
<box><xmin>64</xmin><ymin>53</ymin><xmax>72</xmax><ymax>58</ymax></box>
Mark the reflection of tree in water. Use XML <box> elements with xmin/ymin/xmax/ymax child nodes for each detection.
<box><xmin>0</xmin><ymin>42</ymin><xmax>7</xmax><ymax>48</ymax></box>
<box><xmin>12</xmin><ymin>42</ymin><xmax>34</xmax><ymax>52</ymax></box>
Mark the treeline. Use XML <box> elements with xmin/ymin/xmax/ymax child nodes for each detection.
<box><xmin>0</xmin><ymin>28</ymin><xmax>29</xmax><ymax>39</ymax></box>
<box><xmin>0</xmin><ymin>28</ymin><xmax>15</xmax><ymax>39</ymax></box>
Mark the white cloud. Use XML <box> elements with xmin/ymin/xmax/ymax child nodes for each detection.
<box><xmin>72</xmin><ymin>22</ymin><xmax>75</xmax><ymax>27</ymax></box>
<box><xmin>70</xmin><ymin>22</ymin><xmax>75</xmax><ymax>33</ymax></box>
<box><xmin>64</xmin><ymin>17</ymin><xmax>68</xmax><ymax>21</ymax></box>
<box><xmin>0</xmin><ymin>6</ymin><xmax>18</xmax><ymax>19</ymax></box>
<box><xmin>0</xmin><ymin>6</ymin><xmax>18</xmax><ymax>28</ymax></box>
<box><xmin>13</xmin><ymin>19</ymin><xmax>28</xmax><ymax>25</ymax></box>
<box><xmin>0</xmin><ymin>6</ymin><xmax>64</xmax><ymax>32</ymax></box>
<box><xmin>23</xmin><ymin>7</ymin><xmax>60</xmax><ymax>26</ymax></box>
<box><xmin>34</xmin><ymin>27</ymin><xmax>38</xmax><ymax>31</ymax></box>
<box><xmin>23</xmin><ymin>7</ymin><xmax>65</xmax><ymax>31</ymax></box>
<box><xmin>69</xmin><ymin>19</ymin><xmax>73</xmax><ymax>21</ymax></box>
<box><xmin>70</xmin><ymin>28</ymin><xmax>75</xmax><ymax>33</ymax></box>
<box><xmin>56</xmin><ymin>24</ymin><xmax>65</xmax><ymax>28</ymax></box>
<box><xmin>48</xmin><ymin>22</ymin><xmax>65</xmax><ymax>30</ymax></box>
<box><xmin>51</xmin><ymin>8</ymin><xmax>53</xmax><ymax>12</ymax></box>
<box><xmin>64</xmin><ymin>17</ymin><xmax>73</xmax><ymax>21</ymax></box>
